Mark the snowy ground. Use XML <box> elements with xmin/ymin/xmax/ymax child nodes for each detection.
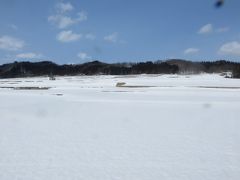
<box><xmin>0</xmin><ymin>74</ymin><xmax>240</xmax><ymax>180</ymax></box>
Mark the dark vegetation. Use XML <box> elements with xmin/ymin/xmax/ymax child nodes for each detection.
<box><xmin>0</xmin><ymin>59</ymin><xmax>240</xmax><ymax>78</ymax></box>
<box><xmin>232</xmin><ymin>64</ymin><xmax>240</xmax><ymax>78</ymax></box>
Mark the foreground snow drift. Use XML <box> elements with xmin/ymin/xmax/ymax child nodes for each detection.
<box><xmin>0</xmin><ymin>74</ymin><xmax>240</xmax><ymax>180</ymax></box>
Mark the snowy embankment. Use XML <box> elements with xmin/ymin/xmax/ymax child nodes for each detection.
<box><xmin>0</xmin><ymin>74</ymin><xmax>240</xmax><ymax>180</ymax></box>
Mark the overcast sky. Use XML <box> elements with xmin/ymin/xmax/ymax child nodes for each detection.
<box><xmin>0</xmin><ymin>0</ymin><xmax>240</xmax><ymax>64</ymax></box>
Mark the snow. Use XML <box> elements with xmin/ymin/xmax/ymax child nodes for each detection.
<box><xmin>0</xmin><ymin>74</ymin><xmax>240</xmax><ymax>180</ymax></box>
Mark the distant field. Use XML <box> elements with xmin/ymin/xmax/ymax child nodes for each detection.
<box><xmin>0</xmin><ymin>74</ymin><xmax>240</xmax><ymax>180</ymax></box>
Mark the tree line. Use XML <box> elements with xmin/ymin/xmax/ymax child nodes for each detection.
<box><xmin>0</xmin><ymin>59</ymin><xmax>240</xmax><ymax>78</ymax></box>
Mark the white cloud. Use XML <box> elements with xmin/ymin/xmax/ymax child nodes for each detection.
<box><xmin>184</xmin><ymin>48</ymin><xmax>199</xmax><ymax>55</ymax></box>
<box><xmin>77</xmin><ymin>52</ymin><xmax>91</xmax><ymax>60</ymax></box>
<box><xmin>56</xmin><ymin>2</ymin><xmax>74</xmax><ymax>13</ymax></box>
<box><xmin>0</xmin><ymin>36</ymin><xmax>25</xmax><ymax>51</ymax></box>
<box><xmin>78</xmin><ymin>11</ymin><xmax>88</xmax><ymax>21</ymax></box>
<box><xmin>48</xmin><ymin>15</ymin><xmax>75</xmax><ymax>29</ymax></box>
<box><xmin>48</xmin><ymin>11</ymin><xmax>87</xmax><ymax>29</ymax></box>
<box><xmin>218</xmin><ymin>41</ymin><xmax>240</xmax><ymax>56</ymax></box>
<box><xmin>57</xmin><ymin>30</ymin><xmax>82</xmax><ymax>42</ymax></box>
<box><xmin>198</xmin><ymin>23</ymin><xmax>213</xmax><ymax>34</ymax></box>
<box><xmin>104</xmin><ymin>32</ymin><xmax>119</xmax><ymax>43</ymax></box>
<box><xmin>16</xmin><ymin>52</ymin><xmax>43</xmax><ymax>59</ymax></box>
<box><xmin>216</xmin><ymin>27</ymin><xmax>230</xmax><ymax>33</ymax></box>
<box><xmin>198</xmin><ymin>24</ymin><xmax>229</xmax><ymax>34</ymax></box>
<box><xmin>85</xmin><ymin>33</ymin><xmax>96</xmax><ymax>40</ymax></box>
<box><xmin>48</xmin><ymin>2</ymin><xmax>87</xmax><ymax>29</ymax></box>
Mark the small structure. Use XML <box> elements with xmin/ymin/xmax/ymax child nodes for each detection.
<box><xmin>49</xmin><ymin>74</ymin><xmax>56</xmax><ymax>80</ymax></box>
<box><xmin>116</xmin><ymin>82</ymin><xmax>126</xmax><ymax>87</ymax></box>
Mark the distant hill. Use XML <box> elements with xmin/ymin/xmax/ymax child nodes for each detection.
<box><xmin>0</xmin><ymin>59</ymin><xmax>240</xmax><ymax>78</ymax></box>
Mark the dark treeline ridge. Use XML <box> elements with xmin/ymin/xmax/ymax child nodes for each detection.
<box><xmin>0</xmin><ymin>59</ymin><xmax>240</xmax><ymax>78</ymax></box>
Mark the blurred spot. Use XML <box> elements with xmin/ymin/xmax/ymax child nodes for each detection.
<box><xmin>91</xmin><ymin>133</ymin><xmax>99</xmax><ymax>140</ymax></box>
<box><xmin>93</xmin><ymin>46</ymin><xmax>102</xmax><ymax>54</ymax></box>
<box><xmin>122</xmin><ymin>117</ymin><xmax>131</xmax><ymax>124</ymax></box>
<box><xmin>215</xmin><ymin>0</ymin><xmax>224</xmax><ymax>8</ymax></box>
<box><xmin>203</xmin><ymin>103</ymin><xmax>212</xmax><ymax>109</ymax></box>
<box><xmin>10</xmin><ymin>117</ymin><xmax>18</xmax><ymax>123</ymax></box>
<box><xmin>36</xmin><ymin>109</ymin><xmax>48</xmax><ymax>118</ymax></box>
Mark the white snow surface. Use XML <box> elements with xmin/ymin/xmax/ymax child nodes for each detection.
<box><xmin>0</xmin><ymin>74</ymin><xmax>240</xmax><ymax>180</ymax></box>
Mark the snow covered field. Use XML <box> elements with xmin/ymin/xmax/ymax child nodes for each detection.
<box><xmin>0</xmin><ymin>74</ymin><xmax>240</xmax><ymax>180</ymax></box>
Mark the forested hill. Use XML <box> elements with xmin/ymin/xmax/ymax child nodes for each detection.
<box><xmin>0</xmin><ymin>59</ymin><xmax>240</xmax><ymax>78</ymax></box>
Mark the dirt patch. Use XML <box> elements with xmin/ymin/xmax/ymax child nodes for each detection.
<box><xmin>14</xmin><ymin>87</ymin><xmax>50</xmax><ymax>90</ymax></box>
<box><xmin>0</xmin><ymin>86</ymin><xmax>51</xmax><ymax>90</ymax></box>
<box><xmin>0</xmin><ymin>87</ymin><xmax>14</xmax><ymax>89</ymax></box>
<box><xmin>194</xmin><ymin>86</ymin><xmax>240</xmax><ymax>89</ymax></box>
<box><xmin>117</xmin><ymin>85</ymin><xmax>157</xmax><ymax>88</ymax></box>
<box><xmin>53</xmin><ymin>93</ymin><xmax>63</xmax><ymax>96</ymax></box>
<box><xmin>102</xmin><ymin>90</ymin><xmax>132</xmax><ymax>93</ymax></box>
